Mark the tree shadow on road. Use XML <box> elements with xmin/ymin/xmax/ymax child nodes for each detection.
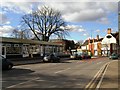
<box><xmin>2</xmin><ymin>68</ymin><xmax>35</xmax><ymax>77</ymax></box>
<box><xmin>9</xmin><ymin>73</ymin><xmax>92</xmax><ymax>88</ymax></box>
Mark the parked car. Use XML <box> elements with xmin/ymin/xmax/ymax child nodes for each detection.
<box><xmin>70</xmin><ymin>50</ymin><xmax>82</xmax><ymax>60</ymax></box>
<box><xmin>43</xmin><ymin>53</ymin><xmax>60</xmax><ymax>63</ymax></box>
<box><xmin>1</xmin><ymin>56</ymin><xmax>13</xmax><ymax>70</ymax></box>
<box><xmin>70</xmin><ymin>53</ymin><xmax>82</xmax><ymax>60</ymax></box>
<box><xmin>109</xmin><ymin>53</ymin><xmax>119</xmax><ymax>60</ymax></box>
<box><xmin>81</xmin><ymin>53</ymin><xmax>91</xmax><ymax>59</ymax></box>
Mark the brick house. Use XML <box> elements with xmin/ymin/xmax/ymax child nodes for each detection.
<box><xmin>81</xmin><ymin>35</ymin><xmax>103</xmax><ymax>56</ymax></box>
<box><xmin>81</xmin><ymin>28</ymin><xmax>119</xmax><ymax>56</ymax></box>
<box><xmin>49</xmin><ymin>39</ymin><xmax>75</xmax><ymax>54</ymax></box>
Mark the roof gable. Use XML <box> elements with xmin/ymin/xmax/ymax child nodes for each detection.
<box><xmin>82</xmin><ymin>38</ymin><xmax>103</xmax><ymax>46</ymax></box>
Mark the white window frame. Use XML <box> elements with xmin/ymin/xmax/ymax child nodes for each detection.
<box><xmin>6</xmin><ymin>44</ymin><xmax>11</xmax><ymax>47</ymax></box>
<box><xmin>14</xmin><ymin>44</ymin><xmax>19</xmax><ymax>47</ymax></box>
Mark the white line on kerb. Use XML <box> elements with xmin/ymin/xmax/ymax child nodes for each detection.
<box><xmin>54</xmin><ymin>68</ymin><xmax>71</xmax><ymax>74</ymax></box>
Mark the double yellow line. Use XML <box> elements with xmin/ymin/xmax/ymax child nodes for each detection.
<box><xmin>85</xmin><ymin>61</ymin><xmax>112</xmax><ymax>90</ymax></box>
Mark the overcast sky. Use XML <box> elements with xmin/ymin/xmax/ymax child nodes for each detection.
<box><xmin>0</xmin><ymin>0</ymin><xmax>119</xmax><ymax>42</ymax></box>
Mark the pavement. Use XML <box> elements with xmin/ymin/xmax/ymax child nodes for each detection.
<box><xmin>11</xmin><ymin>56</ymin><xmax>98</xmax><ymax>66</ymax></box>
<box><xmin>10</xmin><ymin>57</ymin><xmax>43</xmax><ymax>66</ymax></box>
<box><xmin>99</xmin><ymin>60</ymin><xmax>119</xmax><ymax>89</ymax></box>
<box><xmin>11</xmin><ymin>57</ymin><xmax>70</xmax><ymax>66</ymax></box>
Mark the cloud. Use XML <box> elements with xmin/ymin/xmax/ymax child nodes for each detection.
<box><xmin>0</xmin><ymin>13</ymin><xmax>11</xmax><ymax>25</ymax></box>
<box><xmin>43</xmin><ymin>2</ymin><xmax>117</xmax><ymax>23</ymax></box>
<box><xmin>95</xmin><ymin>29</ymin><xmax>100</xmax><ymax>32</ymax></box>
<box><xmin>5</xmin><ymin>21</ymin><xmax>11</xmax><ymax>24</ymax></box>
<box><xmin>1</xmin><ymin>1</ymin><xmax>118</xmax><ymax>23</ymax></box>
<box><xmin>62</xmin><ymin>8</ymin><xmax>106</xmax><ymax>22</ymax></box>
<box><xmin>1</xmin><ymin>1</ymin><xmax>33</xmax><ymax>14</ymax></box>
<box><xmin>0</xmin><ymin>25</ymin><xmax>15</xmax><ymax>37</ymax></box>
<box><xmin>83</xmin><ymin>33</ymin><xmax>89</xmax><ymax>36</ymax></box>
<box><xmin>0</xmin><ymin>13</ymin><xmax>10</xmax><ymax>24</ymax></box>
<box><xmin>66</xmin><ymin>24</ymin><xmax>86</xmax><ymax>32</ymax></box>
<box><xmin>97</xmin><ymin>17</ymin><xmax>109</xmax><ymax>24</ymax></box>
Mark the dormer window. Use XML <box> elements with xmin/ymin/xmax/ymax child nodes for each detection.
<box><xmin>106</xmin><ymin>35</ymin><xmax>112</xmax><ymax>39</ymax></box>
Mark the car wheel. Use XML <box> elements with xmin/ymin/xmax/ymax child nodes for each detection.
<box><xmin>50</xmin><ymin>59</ymin><xmax>53</xmax><ymax>63</ymax></box>
<box><xmin>8</xmin><ymin>64</ymin><xmax>13</xmax><ymax>70</ymax></box>
<box><xmin>43</xmin><ymin>60</ymin><xmax>46</xmax><ymax>62</ymax></box>
<box><xmin>57</xmin><ymin>59</ymin><xmax>60</xmax><ymax>63</ymax></box>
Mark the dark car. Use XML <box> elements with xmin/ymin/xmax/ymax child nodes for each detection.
<box><xmin>43</xmin><ymin>53</ymin><xmax>60</xmax><ymax>63</ymax></box>
<box><xmin>1</xmin><ymin>56</ymin><xmax>13</xmax><ymax>70</ymax></box>
<box><xmin>81</xmin><ymin>53</ymin><xmax>91</xmax><ymax>59</ymax></box>
<box><xmin>109</xmin><ymin>53</ymin><xmax>119</xmax><ymax>60</ymax></box>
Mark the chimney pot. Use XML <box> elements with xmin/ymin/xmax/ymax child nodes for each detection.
<box><xmin>107</xmin><ymin>28</ymin><xmax>111</xmax><ymax>34</ymax></box>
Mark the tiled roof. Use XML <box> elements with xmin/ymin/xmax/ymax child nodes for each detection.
<box><xmin>82</xmin><ymin>32</ymin><xmax>119</xmax><ymax>46</ymax></box>
<box><xmin>82</xmin><ymin>38</ymin><xmax>103</xmax><ymax>46</ymax></box>
<box><xmin>111</xmin><ymin>32</ymin><xmax>119</xmax><ymax>39</ymax></box>
<box><xmin>0</xmin><ymin>37</ymin><xmax>63</xmax><ymax>46</ymax></box>
<box><xmin>111</xmin><ymin>32</ymin><xmax>119</xmax><ymax>43</ymax></box>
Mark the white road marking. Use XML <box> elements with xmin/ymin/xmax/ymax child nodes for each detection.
<box><xmin>6</xmin><ymin>77</ymin><xmax>40</xmax><ymax>88</ymax></box>
<box><xmin>54</xmin><ymin>68</ymin><xmax>71</xmax><ymax>74</ymax></box>
<box><xmin>36</xmin><ymin>79</ymin><xmax>46</xmax><ymax>81</ymax></box>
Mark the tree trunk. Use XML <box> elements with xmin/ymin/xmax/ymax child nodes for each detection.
<box><xmin>42</xmin><ymin>35</ymin><xmax>49</xmax><ymax>41</ymax></box>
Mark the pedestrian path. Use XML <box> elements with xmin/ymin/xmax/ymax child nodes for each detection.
<box><xmin>11</xmin><ymin>57</ymin><xmax>70</xmax><ymax>66</ymax></box>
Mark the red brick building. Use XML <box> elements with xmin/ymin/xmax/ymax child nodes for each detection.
<box><xmin>81</xmin><ymin>28</ymin><xmax>119</xmax><ymax>56</ymax></box>
<box><xmin>81</xmin><ymin>35</ymin><xmax>103</xmax><ymax>56</ymax></box>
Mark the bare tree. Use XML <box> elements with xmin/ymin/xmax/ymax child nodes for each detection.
<box><xmin>12</xmin><ymin>29</ymin><xmax>19</xmax><ymax>38</ymax></box>
<box><xmin>75</xmin><ymin>40</ymin><xmax>83</xmax><ymax>48</ymax></box>
<box><xmin>12</xmin><ymin>28</ymin><xmax>31</xmax><ymax>39</ymax></box>
<box><xmin>21</xmin><ymin>6</ymin><xmax>68</xmax><ymax>41</ymax></box>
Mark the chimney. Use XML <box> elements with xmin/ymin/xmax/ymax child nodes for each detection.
<box><xmin>88</xmin><ymin>38</ymin><xmax>90</xmax><ymax>44</ymax></box>
<box><xmin>107</xmin><ymin>28</ymin><xmax>111</xmax><ymax>34</ymax></box>
<box><xmin>93</xmin><ymin>39</ymin><xmax>94</xmax><ymax>43</ymax></box>
<box><xmin>97</xmin><ymin>35</ymin><xmax>99</xmax><ymax>40</ymax></box>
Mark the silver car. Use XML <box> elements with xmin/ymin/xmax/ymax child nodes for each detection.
<box><xmin>43</xmin><ymin>54</ymin><xmax>60</xmax><ymax>63</ymax></box>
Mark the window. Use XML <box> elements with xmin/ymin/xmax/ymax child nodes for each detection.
<box><xmin>14</xmin><ymin>44</ymin><xmax>19</xmax><ymax>47</ymax></box>
<box><xmin>6</xmin><ymin>44</ymin><xmax>11</xmax><ymax>47</ymax></box>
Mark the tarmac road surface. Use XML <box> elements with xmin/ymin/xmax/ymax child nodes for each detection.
<box><xmin>2</xmin><ymin>57</ymin><xmax>118</xmax><ymax>89</ymax></box>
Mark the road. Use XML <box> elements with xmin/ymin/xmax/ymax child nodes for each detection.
<box><xmin>2</xmin><ymin>57</ymin><xmax>111</xmax><ymax>89</ymax></box>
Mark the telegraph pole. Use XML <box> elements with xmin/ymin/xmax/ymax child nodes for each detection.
<box><xmin>90</xmin><ymin>30</ymin><xmax>92</xmax><ymax>56</ymax></box>
<box><xmin>91</xmin><ymin>29</ymin><xmax>92</xmax><ymax>39</ymax></box>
